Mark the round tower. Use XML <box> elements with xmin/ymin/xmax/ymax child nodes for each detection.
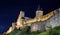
<box><xmin>36</xmin><ymin>5</ymin><xmax>43</xmax><ymax>18</ymax></box>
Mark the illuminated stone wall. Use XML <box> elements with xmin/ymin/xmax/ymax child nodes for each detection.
<box><xmin>30</xmin><ymin>8</ymin><xmax>60</xmax><ymax>32</ymax></box>
<box><xmin>30</xmin><ymin>22</ymin><xmax>46</xmax><ymax>32</ymax></box>
<box><xmin>43</xmin><ymin>8</ymin><xmax>60</xmax><ymax>30</ymax></box>
<box><xmin>48</xmin><ymin>8</ymin><xmax>60</xmax><ymax>28</ymax></box>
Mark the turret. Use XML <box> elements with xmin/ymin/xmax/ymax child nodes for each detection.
<box><xmin>20</xmin><ymin>10</ymin><xmax>25</xmax><ymax>17</ymax></box>
<box><xmin>36</xmin><ymin>5</ymin><xmax>43</xmax><ymax>18</ymax></box>
<box><xmin>16</xmin><ymin>10</ymin><xmax>25</xmax><ymax>29</ymax></box>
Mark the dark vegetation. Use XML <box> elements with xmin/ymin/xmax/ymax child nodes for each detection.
<box><xmin>8</xmin><ymin>26</ymin><xmax>60</xmax><ymax>35</ymax></box>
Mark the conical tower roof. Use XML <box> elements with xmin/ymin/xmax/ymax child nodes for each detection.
<box><xmin>37</xmin><ymin>5</ymin><xmax>43</xmax><ymax>11</ymax></box>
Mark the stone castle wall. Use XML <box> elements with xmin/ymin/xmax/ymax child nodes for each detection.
<box><xmin>30</xmin><ymin>8</ymin><xmax>60</xmax><ymax>32</ymax></box>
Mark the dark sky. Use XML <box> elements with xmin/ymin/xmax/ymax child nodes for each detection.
<box><xmin>0</xmin><ymin>0</ymin><xmax>60</xmax><ymax>34</ymax></box>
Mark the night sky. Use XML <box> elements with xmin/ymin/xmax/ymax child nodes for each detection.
<box><xmin>0</xmin><ymin>0</ymin><xmax>60</xmax><ymax>34</ymax></box>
